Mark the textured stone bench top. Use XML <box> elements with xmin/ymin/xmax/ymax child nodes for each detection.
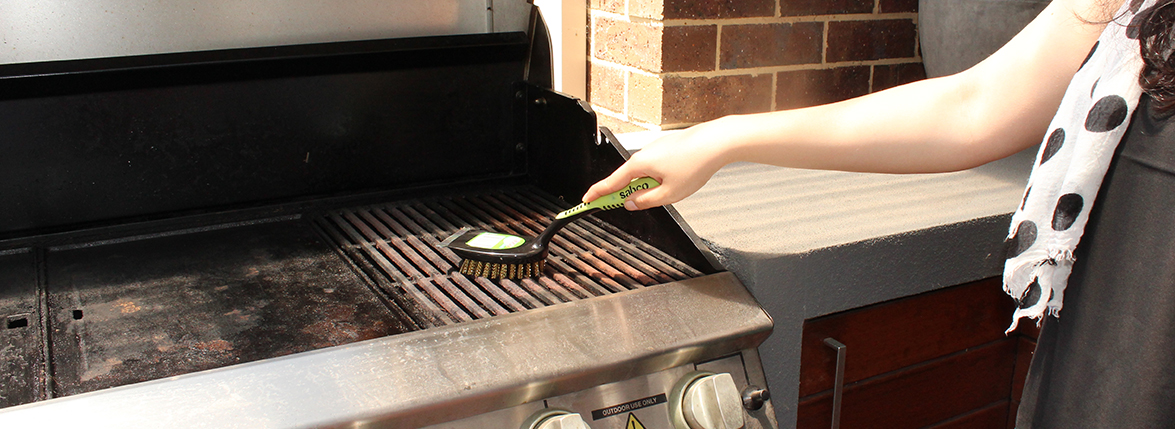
<box><xmin>675</xmin><ymin>153</ymin><xmax>1031</xmax><ymax>259</ymax></box>
<box><xmin>619</xmin><ymin>130</ymin><xmax>1032</xmax><ymax>290</ymax></box>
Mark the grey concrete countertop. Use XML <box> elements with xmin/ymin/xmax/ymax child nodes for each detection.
<box><xmin>622</xmin><ymin>132</ymin><xmax>1037</xmax><ymax>427</ymax></box>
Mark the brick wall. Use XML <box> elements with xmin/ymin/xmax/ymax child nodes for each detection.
<box><xmin>589</xmin><ymin>0</ymin><xmax>926</xmax><ymax>133</ymax></box>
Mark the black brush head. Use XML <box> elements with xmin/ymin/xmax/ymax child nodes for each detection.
<box><xmin>442</xmin><ymin>229</ymin><xmax>549</xmax><ymax>278</ymax></box>
<box><xmin>443</xmin><ymin>229</ymin><xmax>549</xmax><ymax>265</ymax></box>
<box><xmin>440</xmin><ymin>214</ymin><xmax>582</xmax><ymax>279</ymax></box>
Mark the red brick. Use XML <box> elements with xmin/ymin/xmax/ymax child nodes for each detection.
<box><xmin>662</xmin><ymin>74</ymin><xmax>773</xmax><ymax>123</ymax></box>
<box><xmin>589</xmin><ymin>0</ymin><xmax>625</xmax><ymax>14</ymax></box>
<box><xmin>592</xmin><ymin>16</ymin><xmax>662</xmax><ymax>71</ymax></box>
<box><xmin>872</xmin><ymin>62</ymin><xmax>927</xmax><ymax>92</ymax></box>
<box><xmin>779</xmin><ymin>0</ymin><xmax>873</xmax><ymax>16</ymax></box>
<box><xmin>879</xmin><ymin>0</ymin><xmax>919</xmax><ymax>13</ymax></box>
<box><xmin>776</xmin><ymin>66</ymin><xmax>870</xmax><ymax>110</ymax></box>
<box><xmin>827</xmin><ymin>19</ymin><xmax>918</xmax><ymax>62</ymax></box>
<box><xmin>589</xmin><ymin>63</ymin><xmax>627</xmax><ymax>113</ymax></box>
<box><xmin>663</xmin><ymin>25</ymin><xmax>718</xmax><ymax>72</ymax></box>
<box><xmin>663</xmin><ymin>0</ymin><xmax>775</xmax><ymax>19</ymax></box>
<box><xmin>721</xmin><ymin>22</ymin><xmax>823</xmax><ymax>69</ymax></box>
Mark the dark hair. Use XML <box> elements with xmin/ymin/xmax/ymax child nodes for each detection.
<box><xmin>1138</xmin><ymin>0</ymin><xmax>1175</xmax><ymax>110</ymax></box>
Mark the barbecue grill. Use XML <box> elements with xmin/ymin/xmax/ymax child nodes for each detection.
<box><xmin>0</xmin><ymin>1</ymin><xmax>777</xmax><ymax>427</ymax></box>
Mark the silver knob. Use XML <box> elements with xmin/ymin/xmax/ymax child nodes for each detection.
<box><xmin>680</xmin><ymin>373</ymin><xmax>745</xmax><ymax>429</ymax></box>
<box><xmin>524</xmin><ymin>409</ymin><xmax>591</xmax><ymax>429</ymax></box>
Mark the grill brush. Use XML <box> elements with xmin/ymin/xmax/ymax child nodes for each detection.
<box><xmin>441</xmin><ymin>177</ymin><xmax>660</xmax><ymax>279</ymax></box>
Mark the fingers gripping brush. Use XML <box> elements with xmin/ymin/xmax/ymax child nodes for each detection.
<box><xmin>441</xmin><ymin>177</ymin><xmax>660</xmax><ymax>279</ymax></box>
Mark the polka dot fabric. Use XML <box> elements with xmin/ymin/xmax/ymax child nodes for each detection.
<box><xmin>1003</xmin><ymin>0</ymin><xmax>1155</xmax><ymax>332</ymax></box>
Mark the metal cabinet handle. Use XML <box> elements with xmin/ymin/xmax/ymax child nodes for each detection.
<box><xmin>823</xmin><ymin>338</ymin><xmax>847</xmax><ymax>429</ymax></box>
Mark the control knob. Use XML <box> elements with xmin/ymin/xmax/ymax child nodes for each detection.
<box><xmin>669</xmin><ymin>372</ymin><xmax>745</xmax><ymax>429</ymax></box>
<box><xmin>523</xmin><ymin>409</ymin><xmax>591</xmax><ymax>429</ymax></box>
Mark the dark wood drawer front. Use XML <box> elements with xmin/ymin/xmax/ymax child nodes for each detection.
<box><xmin>798</xmin><ymin>277</ymin><xmax>1036</xmax><ymax>429</ymax></box>
<box><xmin>799</xmin><ymin>278</ymin><xmax>1013</xmax><ymax>397</ymax></box>
<box><xmin>797</xmin><ymin>338</ymin><xmax>1016</xmax><ymax>429</ymax></box>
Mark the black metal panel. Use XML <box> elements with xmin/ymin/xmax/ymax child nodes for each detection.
<box><xmin>45</xmin><ymin>219</ymin><xmax>413</xmax><ymax>397</ymax></box>
<box><xmin>520</xmin><ymin>84</ymin><xmax>720</xmax><ymax>274</ymax></box>
<box><xmin>0</xmin><ymin>34</ymin><xmax>528</xmax><ymax>238</ymax></box>
<box><xmin>0</xmin><ymin>251</ymin><xmax>44</xmax><ymax>408</ymax></box>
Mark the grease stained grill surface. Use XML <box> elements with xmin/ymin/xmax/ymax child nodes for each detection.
<box><xmin>317</xmin><ymin>188</ymin><xmax>703</xmax><ymax>328</ymax></box>
<box><xmin>0</xmin><ymin>188</ymin><xmax>701</xmax><ymax>407</ymax></box>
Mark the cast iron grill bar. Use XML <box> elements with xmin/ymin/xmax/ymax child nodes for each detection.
<box><xmin>312</xmin><ymin>218</ymin><xmax>428</xmax><ymax>332</ymax></box>
<box><xmin>379</xmin><ymin>208</ymin><xmax>462</xmax><ymax>265</ymax></box>
<box><xmin>453</xmin><ymin>196</ymin><xmax>638</xmax><ymax>292</ymax></box>
<box><xmin>480</xmin><ymin>194</ymin><xmax>660</xmax><ymax>287</ymax></box>
<box><xmin>451</xmin><ymin>194</ymin><xmax>648</xmax><ymax>297</ymax></box>
<box><xmin>547</xmin><ymin>270</ymin><xmax>598</xmax><ymax>298</ymax></box>
<box><xmin>449</xmin><ymin>275</ymin><xmax>519</xmax><ymax>314</ymax></box>
<box><xmin>503</xmin><ymin>190</ymin><xmax>682</xmax><ymax>283</ymax></box>
<box><xmin>363</xmin><ymin>210</ymin><xmax>450</xmax><ymax>271</ymax></box>
<box><xmin>318</xmin><ymin>189</ymin><xmax>703</xmax><ymax>327</ymax></box>
<box><xmin>391</xmin><ymin>204</ymin><xmax>536</xmax><ymax>312</ymax></box>
<box><xmin>441</xmin><ymin>197</ymin><xmax>612</xmax><ymax>293</ymax></box>
<box><xmin>333</xmin><ymin>212</ymin><xmax>469</xmax><ymax>322</ymax></box>
<box><xmin>353</xmin><ymin>211</ymin><xmax>443</xmax><ymax>277</ymax></box>
<box><xmin>418</xmin><ymin>199</ymin><xmax>574</xmax><ymax>307</ymax></box>
<box><xmin>516</xmin><ymin>189</ymin><xmax>702</xmax><ymax>279</ymax></box>
<box><xmin>512</xmin><ymin>189</ymin><xmax>694</xmax><ymax>281</ymax></box>
<box><xmin>336</xmin><ymin>210</ymin><xmax>472</xmax><ymax>319</ymax></box>
<box><xmin>547</xmin><ymin>258</ymin><xmax>622</xmax><ymax>295</ymax></box>
<box><xmin>514</xmin><ymin>278</ymin><xmax>562</xmax><ymax>305</ymax></box>
<box><xmin>319</xmin><ymin>214</ymin><xmax>451</xmax><ymax>327</ymax></box>
<box><xmin>535</xmin><ymin>276</ymin><xmax>581</xmax><ymax>301</ymax></box>
<box><xmin>342</xmin><ymin>210</ymin><xmax>492</xmax><ymax>322</ymax></box>
<box><xmin>362</xmin><ymin>209</ymin><xmax>510</xmax><ymax>317</ymax></box>
<box><xmin>484</xmin><ymin>277</ymin><xmax>545</xmax><ymax>309</ymax></box>
<box><xmin>399</xmin><ymin>203</ymin><xmax>543</xmax><ymax>311</ymax></box>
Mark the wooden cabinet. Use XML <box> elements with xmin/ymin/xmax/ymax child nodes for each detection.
<box><xmin>797</xmin><ymin>278</ymin><xmax>1039</xmax><ymax>429</ymax></box>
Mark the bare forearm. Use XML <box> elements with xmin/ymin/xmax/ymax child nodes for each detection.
<box><xmin>713</xmin><ymin>75</ymin><xmax>1035</xmax><ymax>174</ymax></box>
<box><xmin>582</xmin><ymin>0</ymin><xmax>1118</xmax><ymax>208</ymax></box>
<box><xmin>717</xmin><ymin>0</ymin><xmax>1108</xmax><ymax>174</ymax></box>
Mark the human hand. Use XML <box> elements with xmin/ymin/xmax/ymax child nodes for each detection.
<box><xmin>582</xmin><ymin>119</ymin><xmax>733</xmax><ymax>210</ymax></box>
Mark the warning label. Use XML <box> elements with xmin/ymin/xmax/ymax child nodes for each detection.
<box><xmin>590</xmin><ymin>394</ymin><xmax>667</xmax><ymax>420</ymax></box>
<box><xmin>626</xmin><ymin>413</ymin><xmax>646</xmax><ymax>429</ymax></box>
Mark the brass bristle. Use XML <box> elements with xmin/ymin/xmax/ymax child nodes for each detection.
<box><xmin>456</xmin><ymin>259</ymin><xmax>546</xmax><ymax>279</ymax></box>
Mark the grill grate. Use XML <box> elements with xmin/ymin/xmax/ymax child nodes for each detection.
<box><xmin>316</xmin><ymin>188</ymin><xmax>702</xmax><ymax>328</ymax></box>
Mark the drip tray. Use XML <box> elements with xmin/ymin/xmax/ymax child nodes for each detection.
<box><xmin>43</xmin><ymin>219</ymin><xmax>413</xmax><ymax>398</ymax></box>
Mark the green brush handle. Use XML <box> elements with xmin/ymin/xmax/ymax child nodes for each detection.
<box><xmin>555</xmin><ymin>177</ymin><xmax>660</xmax><ymax>220</ymax></box>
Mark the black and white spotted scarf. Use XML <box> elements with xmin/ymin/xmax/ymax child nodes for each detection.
<box><xmin>1003</xmin><ymin>0</ymin><xmax>1157</xmax><ymax>332</ymax></box>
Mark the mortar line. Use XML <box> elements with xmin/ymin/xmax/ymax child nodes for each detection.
<box><xmin>659</xmin><ymin>12</ymin><xmax>918</xmax><ymax>26</ymax></box>
<box><xmin>822</xmin><ymin>21</ymin><xmax>829</xmax><ymax>65</ymax></box>
<box><xmin>771</xmin><ymin>72</ymin><xmax>778</xmax><ymax>111</ymax></box>
<box><xmin>623</xmin><ymin>68</ymin><xmax>630</xmax><ymax>117</ymax></box>
<box><xmin>593</xmin><ymin>57</ymin><xmax>924</xmax><ymax>79</ymax></box>
<box><xmin>714</xmin><ymin>24</ymin><xmax>723</xmax><ymax>72</ymax></box>
<box><xmin>869</xmin><ymin>65</ymin><xmax>876</xmax><ymax>93</ymax></box>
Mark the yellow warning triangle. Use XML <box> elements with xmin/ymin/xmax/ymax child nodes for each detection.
<box><xmin>626</xmin><ymin>413</ymin><xmax>646</xmax><ymax>429</ymax></box>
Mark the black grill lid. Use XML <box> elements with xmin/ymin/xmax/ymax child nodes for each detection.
<box><xmin>0</xmin><ymin>32</ymin><xmax>535</xmax><ymax>239</ymax></box>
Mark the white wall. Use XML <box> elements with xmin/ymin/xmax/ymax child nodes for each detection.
<box><xmin>533</xmin><ymin>0</ymin><xmax>586</xmax><ymax>99</ymax></box>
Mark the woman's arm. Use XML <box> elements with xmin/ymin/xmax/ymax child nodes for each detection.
<box><xmin>584</xmin><ymin>0</ymin><xmax>1124</xmax><ymax>210</ymax></box>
